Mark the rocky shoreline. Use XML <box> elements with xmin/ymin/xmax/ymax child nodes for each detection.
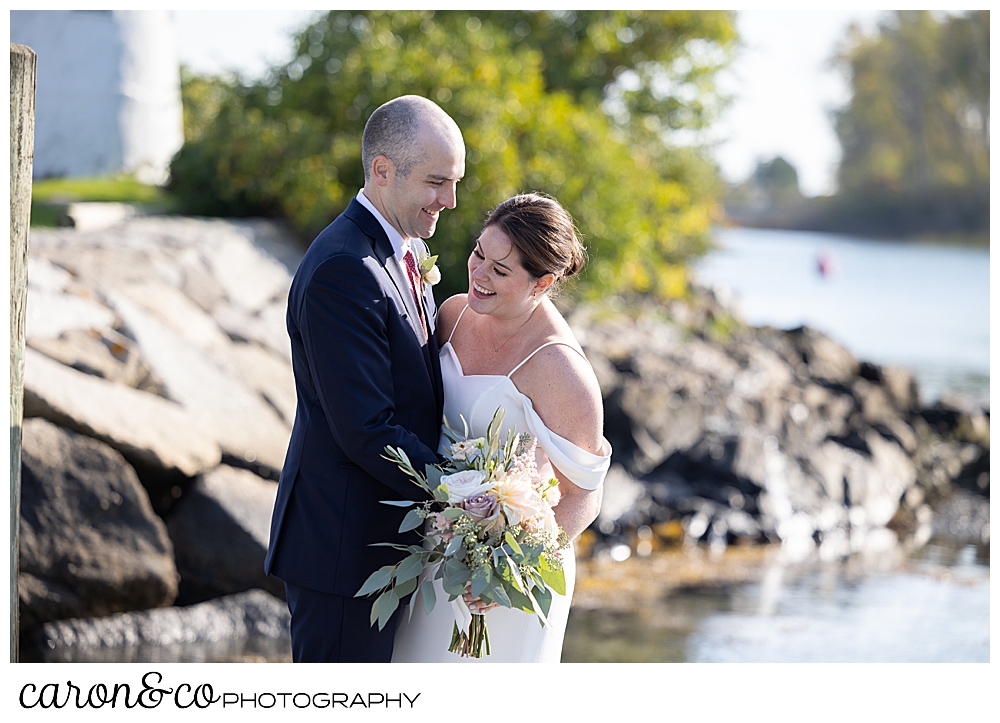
<box><xmin>17</xmin><ymin>215</ymin><xmax>988</xmax><ymax>662</ymax></box>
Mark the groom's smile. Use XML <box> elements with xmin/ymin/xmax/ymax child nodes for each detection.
<box><xmin>382</xmin><ymin>127</ymin><xmax>465</xmax><ymax>240</ymax></box>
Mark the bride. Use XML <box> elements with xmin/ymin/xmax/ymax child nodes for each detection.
<box><xmin>391</xmin><ymin>192</ymin><xmax>612</xmax><ymax>663</ymax></box>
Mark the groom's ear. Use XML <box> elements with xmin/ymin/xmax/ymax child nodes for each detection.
<box><xmin>372</xmin><ymin>155</ymin><xmax>393</xmax><ymax>186</ymax></box>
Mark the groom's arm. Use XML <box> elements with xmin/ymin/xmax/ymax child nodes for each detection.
<box><xmin>299</xmin><ymin>253</ymin><xmax>438</xmax><ymax>499</ymax></box>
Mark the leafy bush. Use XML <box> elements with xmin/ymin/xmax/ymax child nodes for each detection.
<box><xmin>170</xmin><ymin>10</ymin><xmax>736</xmax><ymax>299</ymax></box>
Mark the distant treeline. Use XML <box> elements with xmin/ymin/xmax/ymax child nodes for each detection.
<box><xmin>728</xmin><ymin>11</ymin><xmax>988</xmax><ymax>240</ymax></box>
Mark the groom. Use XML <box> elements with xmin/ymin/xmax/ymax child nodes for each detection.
<box><xmin>265</xmin><ymin>96</ymin><xmax>465</xmax><ymax>662</ymax></box>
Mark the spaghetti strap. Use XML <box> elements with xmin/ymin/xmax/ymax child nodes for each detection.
<box><xmin>507</xmin><ymin>341</ymin><xmax>587</xmax><ymax>378</ymax></box>
<box><xmin>448</xmin><ymin>304</ymin><xmax>470</xmax><ymax>344</ymax></box>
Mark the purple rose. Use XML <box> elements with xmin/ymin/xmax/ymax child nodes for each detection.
<box><xmin>461</xmin><ymin>493</ymin><xmax>503</xmax><ymax>533</ymax></box>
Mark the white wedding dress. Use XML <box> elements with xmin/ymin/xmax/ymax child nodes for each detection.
<box><xmin>391</xmin><ymin>306</ymin><xmax>611</xmax><ymax>663</ymax></box>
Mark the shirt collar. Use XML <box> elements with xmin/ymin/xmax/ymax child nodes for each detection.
<box><xmin>357</xmin><ymin>189</ymin><xmax>409</xmax><ymax>261</ymax></box>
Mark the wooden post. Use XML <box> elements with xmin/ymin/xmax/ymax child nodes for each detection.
<box><xmin>10</xmin><ymin>43</ymin><xmax>36</xmax><ymax>664</ymax></box>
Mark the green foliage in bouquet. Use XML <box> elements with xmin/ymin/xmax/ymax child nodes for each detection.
<box><xmin>355</xmin><ymin>408</ymin><xmax>568</xmax><ymax>657</ymax></box>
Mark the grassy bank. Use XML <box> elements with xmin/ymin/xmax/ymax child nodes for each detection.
<box><xmin>30</xmin><ymin>175</ymin><xmax>174</xmax><ymax>226</ymax></box>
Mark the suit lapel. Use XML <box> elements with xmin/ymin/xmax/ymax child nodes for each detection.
<box><xmin>344</xmin><ymin>199</ymin><xmax>427</xmax><ymax>346</ymax></box>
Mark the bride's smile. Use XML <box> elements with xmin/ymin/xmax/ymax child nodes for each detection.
<box><xmin>466</xmin><ymin>226</ymin><xmax>551</xmax><ymax>319</ymax></box>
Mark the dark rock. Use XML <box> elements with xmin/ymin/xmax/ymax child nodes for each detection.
<box><xmin>166</xmin><ymin>465</ymin><xmax>283</xmax><ymax>604</ymax></box>
<box><xmin>785</xmin><ymin>325</ymin><xmax>859</xmax><ymax>383</ymax></box>
<box><xmin>23</xmin><ymin>589</ymin><xmax>290</xmax><ymax>663</ymax></box>
<box><xmin>569</xmin><ymin>301</ymin><xmax>951</xmax><ymax>557</ymax></box>
<box><xmin>18</xmin><ymin>419</ymin><xmax>179</xmax><ymax>631</ymax></box>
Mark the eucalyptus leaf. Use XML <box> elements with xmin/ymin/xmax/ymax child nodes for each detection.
<box><xmin>527</xmin><ymin>586</ymin><xmax>549</xmax><ymax>626</ymax></box>
<box><xmin>504</xmin><ymin>551</ymin><xmax>525</xmax><ymax>592</ymax></box>
<box><xmin>394</xmin><ymin>574</ymin><xmax>418</xmax><ymax>598</ymax></box>
<box><xmin>539</xmin><ymin>563</ymin><xmax>566</xmax><ymax>596</ymax></box>
<box><xmin>377</xmin><ymin>588</ymin><xmax>399</xmax><ymax>630</ymax></box>
<box><xmin>504</xmin><ymin>531</ymin><xmax>523</xmax><ymax>557</ymax></box>
<box><xmin>504</xmin><ymin>583</ymin><xmax>534</xmax><ymax>613</ymax></box>
<box><xmin>369</xmin><ymin>595</ymin><xmax>380</xmax><ymax>627</ymax></box>
<box><xmin>398</xmin><ymin>508</ymin><xmax>423</xmax><ymax>533</ymax></box>
<box><xmin>441</xmin><ymin>508</ymin><xmax>467</xmax><ymax>520</ymax></box>
<box><xmin>380</xmin><ymin>499</ymin><xmax>417</xmax><ymax>507</ymax></box>
<box><xmin>425</xmin><ymin>466</ymin><xmax>444</xmax><ymax>487</ymax></box>
<box><xmin>445</xmin><ymin>535</ymin><xmax>464</xmax><ymax>557</ymax></box>
<box><xmin>354</xmin><ymin>565</ymin><xmax>395</xmax><ymax>597</ymax></box>
<box><xmin>486</xmin><ymin>579</ymin><xmax>511</xmax><ymax>608</ymax></box>
<box><xmin>470</xmin><ymin>565</ymin><xmax>491</xmax><ymax>599</ymax></box>
<box><xmin>394</xmin><ymin>553</ymin><xmax>424</xmax><ymax>585</ymax></box>
<box><xmin>533</xmin><ymin>584</ymin><xmax>553</xmax><ymax>619</ymax></box>
<box><xmin>443</xmin><ymin>557</ymin><xmax>471</xmax><ymax>589</ymax></box>
<box><xmin>421</xmin><ymin>579</ymin><xmax>437</xmax><ymax>615</ymax></box>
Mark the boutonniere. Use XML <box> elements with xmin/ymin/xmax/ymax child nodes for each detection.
<box><xmin>415</xmin><ymin>247</ymin><xmax>441</xmax><ymax>286</ymax></box>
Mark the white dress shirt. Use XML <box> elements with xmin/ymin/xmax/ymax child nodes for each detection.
<box><xmin>356</xmin><ymin>189</ymin><xmax>437</xmax><ymax>330</ymax></box>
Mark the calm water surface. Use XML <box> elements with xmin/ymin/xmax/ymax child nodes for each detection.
<box><xmin>563</xmin><ymin>543</ymin><xmax>989</xmax><ymax>663</ymax></box>
<box><xmin>696</xmin><ymin>228</ymin><xmax>990</xmax><ymax>403</ymax></box>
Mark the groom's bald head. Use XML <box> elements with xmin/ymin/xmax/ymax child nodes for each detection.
<box><xmin>362</xmin><ymin>95</ymin><xmax>463</xmax><ymax>182</ymax></box>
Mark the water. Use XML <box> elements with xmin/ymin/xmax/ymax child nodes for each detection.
<box><xmin>695</xmin><ymin>227</ymin><xmax>990</xmax><ymax>403</ymax></box>
<box><xmin>563</xmin><ymin>543</ymin><xmax>989</xmax><ymax>663</ymax></box>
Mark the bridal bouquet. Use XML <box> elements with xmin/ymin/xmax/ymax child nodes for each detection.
<box><xmin>356</xmin><ymin>407</ymin><xmax>569</xmax><ymax>658</ymax></box>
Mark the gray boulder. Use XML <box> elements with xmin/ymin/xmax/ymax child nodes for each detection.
<box><xmin>196</xmin><ymin>219</ymin><xmax>298</xmax><ymax>313</ymax></box>
<box><xmin>213</xmin><ymin>300</ymin><xmax>292</xmax><ymax>361</ymax></box>
<box><xmin>166</xmin><ymin>465</ymin><xmax>283</xmax><ymax>604</ymax></box>
<box><xmin>24</xmin><ymin>589</ymin><xmax>290</xmax><ymax>663</ymax></box>
<box><xmin>226</xmin><ymin>342</ymin><xmax>297</xmax><ymax>425</ymax></box>
<box><xmin>105</xmin><ymin>289</ymin><xmax>291</xmax><ymax>473</ymax></box>
<box><xmin>23</xmin><ymin>347</ymin><xmax>221</xmax><ymax>479</ymax></box>
<box><xmin>25</xmin><ymin>286</ymin><xmax>116</xmax><ymax>340</ymax></box>
<box><xmin>28</xmin><ymin>327</ymin><xmax>166</xmax><ymax>395</ymax></box>
<box><xmin>19</xmin><ymin>419</ymin><xmax>179</xmax><ymax>631</ymax></box>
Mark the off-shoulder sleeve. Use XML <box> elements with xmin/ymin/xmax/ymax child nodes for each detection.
<box><xmin>519</xmin><ymin>394</ymin><xmax>611</xmax><ymax>491</ymax></box>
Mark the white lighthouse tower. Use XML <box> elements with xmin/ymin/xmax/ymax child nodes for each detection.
<box><xmin>10</xmin><ymin>10</ymin><xmax>184</xmax><ymax>184</ymax></box>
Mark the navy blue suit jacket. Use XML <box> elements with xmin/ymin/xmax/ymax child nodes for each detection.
<box><xmin>265</xmin><ymin>199</ymin><xmax>444</xmax><ymax>597</ymax></box>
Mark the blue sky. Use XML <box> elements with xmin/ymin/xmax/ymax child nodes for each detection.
<box><xmin>173</xmin><ymin>9</ymin><xmax>886</xmax><ymax>197</ymax></box>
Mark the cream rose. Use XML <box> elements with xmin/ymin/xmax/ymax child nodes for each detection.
<box><xmin>441</xmin><ymin>469</ymin><xmax>492</xmax><ymax>503</ymax></box>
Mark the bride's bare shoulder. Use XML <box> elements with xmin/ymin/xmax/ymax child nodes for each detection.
<box><xmin>515</xmin><ymin>314</ymin><xmax>604</xmax><ymax>454</ymax></box>
<box><xmin>436</xmin><ymin>294</ymin><xmax>469</xmax><ymax>342</ymax></box>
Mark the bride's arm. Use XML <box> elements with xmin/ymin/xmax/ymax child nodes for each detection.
<box><xmin>552</xmin><ymin>474</ymin><xmax>604</xmax><ymax>541</ymax></box>
<box><xmin>516</xmin><ymin>344</ymin><xmax>607</xmax><ymax>541</ymax></box>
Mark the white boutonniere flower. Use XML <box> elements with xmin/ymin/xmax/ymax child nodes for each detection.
<box><xmin>415</xmin><ymin>247</ymin><xmax>441</xmax><ymax>286</ymax></box>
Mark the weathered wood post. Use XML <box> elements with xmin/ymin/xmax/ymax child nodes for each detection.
<box><xmin>10</xmin><ymin>43</ymin><xmax>36</xmax><ymax>663</ymax></box>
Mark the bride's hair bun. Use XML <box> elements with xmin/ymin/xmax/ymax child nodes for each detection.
<box><xmin>483</xmin><ymin>193</ymin><xmax>587</xmax><ymax>292</ymax></box>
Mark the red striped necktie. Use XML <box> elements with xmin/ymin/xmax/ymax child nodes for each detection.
<box><xmin>402</xmin><ymin>248</ymin><xmax>428</xmax><ymax>342</ymax></box>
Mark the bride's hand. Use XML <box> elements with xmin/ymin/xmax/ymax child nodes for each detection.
<box><xmin>462</xmin><ymin>586</ymin><xmax>499</xmax><ymax>614</ymax></box>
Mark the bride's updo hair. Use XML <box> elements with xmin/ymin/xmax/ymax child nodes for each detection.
<box><xmin>483</xmin><ymin>193</ymin><xmax>586</xmax><ymax>292</ymax></box>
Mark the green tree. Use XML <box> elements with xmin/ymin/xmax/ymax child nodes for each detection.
<box><xmin>170</xmin><ymin>10</ymin><xmax>737</xmax><ymax>299</ymax></box>
<box><xmin>831</xmin><ymin>11</ymin><xmax>988</xmax><ymax>234</ymax></box>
